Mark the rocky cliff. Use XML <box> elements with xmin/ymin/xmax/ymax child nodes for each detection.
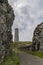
<box><xmin>0</xmin><ymin>0</ymin><xmax>15</xmax><ymax>63</ymax></box>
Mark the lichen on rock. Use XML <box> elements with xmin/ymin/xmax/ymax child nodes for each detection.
<box><xmin>0</xmin><ymin>0</ymin><xmax>15</xmax><ymax>63</ymax></box>
<box><xmin>32</xmin><ymin>22</ymin><xmax>43</xmax><ymax>51</ymax></box>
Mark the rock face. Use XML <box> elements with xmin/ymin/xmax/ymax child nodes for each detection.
<box><xmin>0</xmin><ymin>0</ymin><xmax>15</xmax><ymax>63</ymax></box>
<box><xmin>32</xmin><ymin>23</ymin><xmax>43</xmax><ymax>51</ymax></box>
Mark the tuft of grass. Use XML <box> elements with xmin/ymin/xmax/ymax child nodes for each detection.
<box><xmin>28</xmin><ymin>51</ymin><xmax>43</xmax><ymax>58</ymax></box>
<box><xmin>1</xmin><ymin>52</ymin><xmax>20</xmax><ymax>65</ymax></box>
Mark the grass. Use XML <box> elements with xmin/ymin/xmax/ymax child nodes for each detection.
<box><xmin>0</xmin><ymin>42</ymin><xmax>20</xmax><ymax>65</ymax></box>
<box><xmin>19</xmin><ymin>46</ymin><xmax>43</xmax><ymax>59</ymax></box>
<box><xmin>13</xmin><ymin>42</ymin><xmax>43</xmax><ymax>59</ymax></box>
<box><xmin>1</xmin><ymin>52</ymin><xmax>20</xmax><ymax>65</ymax></box>
<box><xmin>0</xmin><ymin>42</ymin><xmax>32</xmax><ymax>65</ymax></box>
<box><xmin>28</xmin><ymin>51</ymin><xmax>43</xmax><ymax>58</ymax></box>
<box><xmin>12</xmin><ymin>42</ymin><xmax>32</xmax><ymax>52</ymax></box>
<box><xmin>14</xmin><ymin>41</ymin><xmax>32</xmax><ymax>45</ymax></box>
<box><xmin>19</xmin><ymin>48</ymin><xmax>43</xmax><ymax>59</ymax></box>
<box><xmin>13</xmin><ymin>42</ymin><xmax>32</xmax><ymax>47</ymax></box>
<box><xmin>1</xmin><ymin>41</ymin><xmax>43</xmax><ymax>65</ymax></box>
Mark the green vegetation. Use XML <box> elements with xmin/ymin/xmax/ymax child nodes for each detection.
<box><xmin>13</xmin><ymin>42</ymin><xmax>32</xmax><ymax>47</ymax></box>
<box><xmin>1</xmin><ymin>52</ymin><xmax>20</xmax><ymax>65</ymax></box>
<box><xmin>13</xmin><ymin>42</ymin><xmax>43</xmax><ymax>59</ymax></box>
<box><xmin>12</xmin><ymin>42</ymin><xmax>32</xmax><ymax>52</ymax></box>
<box><xmin>28</xmin><ymin>51</ymin><xmax>43</xmax><ymax>59</ymax></box>
<box><xmin>0</xmin><ymin>42</ymin><xmax>20</xmax><ymax>65</ymax></box>
<box><xmin>20</xmin><ymin>47</ymin><xmax>43</xmax><ymax>59</ymax></box>
<box><xmin>14</xmin><ymin>42</ymin><xmax>32</xmax><ymax>45</ymax></box>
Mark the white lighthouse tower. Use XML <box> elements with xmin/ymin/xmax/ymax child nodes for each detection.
<box><xmin>14</xmin><ymin>28</ymin><xmax>19</xmax><ymax>42</ymax></box>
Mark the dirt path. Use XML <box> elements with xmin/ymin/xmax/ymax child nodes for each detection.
<box><xmin>18</xmin><ymin>52</ymin><xmax>43</xmax><ymax>65</ymax></box>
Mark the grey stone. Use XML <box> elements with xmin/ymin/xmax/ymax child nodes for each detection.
<box><xmin>32</xmin><ymin>22</ymin><xmax>43</xmax><ymax>51</ymax></box>
<box><xmin>0</xmin><ymin>0</ymin><xmax>8</xmax><ymax>3</ymax></box>
<box><xmin>0</xmin><ymin>0</ymin><xmax>15</xmax><ymax>63</ymax></box>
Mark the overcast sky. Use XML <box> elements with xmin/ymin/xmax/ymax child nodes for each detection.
<box><xmin>8</xmin><ymin>0</ymin><xmax>43</xmax><ymax>41</ymax></box>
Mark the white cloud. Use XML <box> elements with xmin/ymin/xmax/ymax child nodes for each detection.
<box><xmin>8</xmin><ymin>0</ymin><xmax>43</xmax><ymax>41</ymax></box>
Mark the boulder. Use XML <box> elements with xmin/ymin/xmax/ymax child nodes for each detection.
<box><xmin>32</xmin><ymin>23</ymin><xmax>43</xmax><ymax>51</ymax></box>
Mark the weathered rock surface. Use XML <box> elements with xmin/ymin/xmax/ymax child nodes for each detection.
<box><xmin>32</xmin><ymin>22</ymin><xmax>43</xmax><ymax>51</ymax></box>
<box><xmin>0</xmin><ymin>0</ymin><xmax>15</xmax><ymax>63</ymax></box>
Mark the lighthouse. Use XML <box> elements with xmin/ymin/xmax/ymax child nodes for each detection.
<box><xmin>14</xmin><ymin>28</ymin><xmax>19</xmax><ymax>42</ymax></box>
